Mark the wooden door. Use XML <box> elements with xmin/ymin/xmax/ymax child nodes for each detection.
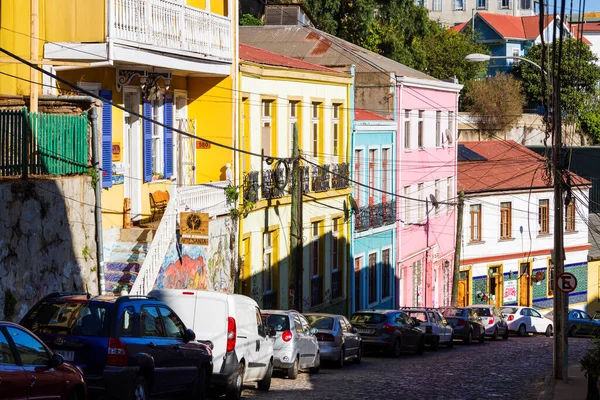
<box><xmin>458</xmin><ymin>280</ymin><xmax>467</xmax><ymax>307</ymax></box>
<box><xmin>519</xmin><ymin>262</ymin><xmax>531</xmax><ymax>306</ymax></box>
<box><xmin>241</xmin><ymin>238</ymin><xmax>251</xmax><ymax>297</ymax></box>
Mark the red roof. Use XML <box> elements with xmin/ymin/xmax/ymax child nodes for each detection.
<box><xmin>239</xmin><ymin>43</ymin><xmax>341</xmax><ymax>73</ymax></box>
<box><xmin>450</xmin><ymin>22</ymin><xmax>468</xmax><ymax>33</ymax></box>
<box><xmin>458</xmin><ymin>141</ymin><xmax>589</xmax><ymax>193</ymax></box>
<box><xmin>582</xmin><ymin>22</ymin><xmax>600</xmax><ymax>33</ymax></box>
<box><xmin>355</xmin><ymin>107</ymin><xmax>391</xmax><ymax>121</ymax></box>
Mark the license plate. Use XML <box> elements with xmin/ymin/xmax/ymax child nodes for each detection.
<box><xmin>357</xmin><ymin>329</ymin><xmax>373</xmax><ymax>334</ymax></box>
<box><xmin>54</xmin><ymin>350</ymin><xmax>75</xmax><ymax>362</ymax></box>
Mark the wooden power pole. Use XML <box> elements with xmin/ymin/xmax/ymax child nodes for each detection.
<box><xmin>452</xmin><ymin>190</ymin><xmax>464</xmax><ymax>306</ymax></box>
<box><xmin>30</xmin><ymin>0</ymin><xmax>39</xmax><ymax>112</ymax></box>
<box><xmin>289</xmin><ymin>123</ymin><xmax>303</xmax><ymax>311</ymax></box>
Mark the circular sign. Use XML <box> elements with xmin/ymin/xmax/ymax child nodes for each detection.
<box><xmin>556</xmin><ymin>272</ymin><xmax>578</xmax><ymax>294</ymax></box>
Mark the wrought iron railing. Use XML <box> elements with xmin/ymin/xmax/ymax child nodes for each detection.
<box><xmin>331</xmin><ymin>270</ymin><xmax>343</xmax><ymax>299</ymax></box>
<box><xmin>384</xmin><ymin>200</ymin><xmax>396</xmax><ymax>225</ymax></box>
<box><xmin>261</xmin><ymin>166</ymin><xmax>287</xmax><ymax>199</ymax></box>
<box><xmin>355</xmin><ymin>206</ymin><xmax>371</xmax><ymax>232</ymax></box>
<box><xmin>331</xmin><ymin>163</ymin><xmax>350</xmax><ymax>189</ymax></box>
<box><xmin>243</xmin><ymin>171</ymin><xmax>259</xmax><ymax>203</ymax></box>
<box><xmin>301</xmin><ymin>166</ymin><xmax>310</xmax><ymax>194</ymax></box>
<box><xmin>355</xmin><ymin>201</ymin><xmax>395</xmax><ymax>232</ymax></box>
<box><xmin>311</xmin><ymin>165</ymin><xmax>331</xmax><ymax>192</ymax></box>
<box><xmin>311</xmin><ymin>276</ymin><xmax>323</xmax><ymax>307</ymax></box>
<box><xmin>371</xmin><ymin>203</ymin><xmax>384</xmax><ymax>229</ymax></box>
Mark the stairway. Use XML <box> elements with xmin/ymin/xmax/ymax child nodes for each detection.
<box><xmin>104</xmin><ymin>228</ymin><xmax>155</xmax><ymax>295</ymax></box>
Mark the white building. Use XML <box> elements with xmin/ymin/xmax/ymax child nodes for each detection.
<box><xmin>457</xmin><ymin>141</ymin><xmax>590</xmax><ymax>313</ymax></box>
<box><xmin>422</xmin><ymin>0</ymin><xmax>537</xmax><ymax>27</ymax></box>
<box><xmin>582</xmin><ymin>21</ymin><xmax>600</xmax><ymax>65</ymax></box>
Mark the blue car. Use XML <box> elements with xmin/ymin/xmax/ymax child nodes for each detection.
<box><xmin>545</xmin><ymin>309</ymin><xmax>600</xmax><ymax>337</ymax></box>
<box><xmin>20</xmin><ymin>292</ymin><xmax>212</xmax><ymax>400</ymax></box>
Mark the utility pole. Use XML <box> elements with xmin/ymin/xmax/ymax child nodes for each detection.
<box><xmin>30</xmin><ymin>0</ymin><xmax>39</xmax><ymax>112</ymax></box>
<box><xmin>289</xmin><ymin>123</ymin><xmax>303</xmax><ymax>311</ymax></box>
<box><xmin>452</xmin><ymin>191</ymin><xmax>464</xmax><ymax>306</ymax></box>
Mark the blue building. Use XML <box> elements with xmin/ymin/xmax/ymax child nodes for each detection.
<box><xmin>351</xmin><ymin>108</ymin><xmax>397</xmax><ymax>313</ymax></box>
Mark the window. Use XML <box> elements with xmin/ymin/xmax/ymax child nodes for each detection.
<box><xmin>311</xmin><ymin>222</ymin><xmax>320</xmax><ymax>277</ymax></box>
<box><xmin>5</xmin><ymin>327</ymin><xmax>49</xmax><ymax>366</ymax></box>
<box><xmin>470</xmin><ymin>204</ymin><xmax>482</xmax><ymax>242</ymax></box>
<box><xmin>354</xmin><ymin>149</ymin><xmax>362</xmax><ymax>205</ymax></box>
<box><xmin>435</xmin><ymin>179</ymin><xmax>440</xmax><ymax>215</ymax></box>
<box><xmin>141</xmin><ymin>306</ymin><xmax>165</xmax><ymax>337</ymax></box>
<box><xmin>332</xmin><ymin>218</ymin><xmax>339</xmax><ymax>273</ymax></box>
<box><xmin>312</xmin><ymin>102</ymin><xmax>320</xmax><ymax>158</ymax></box>
<box><xmin>415</xmin><ymin>0</ymin><xmax>425</xmax><ymax>5</ymax></box>
<box><xmin>382</xmin><ymin>148</ymin><xmax>389</xmax><ymax>203</ymax></box>
<box><xmin>436</xmin><ymin>111</ymin><xmax>442</xmax><ymax>147</ymax></box>
<box><xmin>500</xmin><ymin>202</ymin><xmax>512</xmax><ymax>239</ymax></box>
<box><xmin>404</xmin><ymin>186</ymin><xmax>411</xmax><ymax>225</ymax></box>
<box><xmin>454</xmin><ymin>0</ymin><xmax>465</xmax><ymax>9</ymax></box>
<box><xmin>0</xmin><ymin>330</ymin><xmax>16</xmax><ymax>365</ymax></box>
<box><xmin>368</xmin><ymin>253</ymin><xmax>377</xmax><ymax>303</ymax></box>
<box><xmin>120</xmin><ymin>307</ymin><xmax>134</xmax><ymax>336</ymax></box>
<box><xmin>294</xmin><ymin>315</ymin><xmax>304</xmax><ymax>333</ymax></box>
<box><xmin>255</xmin><ymin>307</ymin><xmax>265</xmax><ymax>337</ymax></box>
<box><xmin>448</xmin><ymin>111</ymin><xmax>454</xmax><ymax>144</ymax></box>
<box><xmin>447</xmin><ymin>176</ymin><xmax>452</xmax><ymax>213</ymax></box>
<box><xmin>262</xmin><ymin>100</ymin><xmax>273</xmax><ymax>156</ymax></box>
<box><xmin>151</xmin><ymin>100</ymin><xmax>163</xmax><ymax>175</ymax></box>
<box><xmin>418</xmin><ymin>183</ymin><xmax>424</xmax><ymax>221</ymax></box>
<box><xmin>477</xmin><ymin>0</ymin><xmax>488</xmax><ymax>8</ymax></box>
<box><xmin>289</xmin><ymin>100</ymin><xmax>299</xmax><ymax>158</ymax></box>
<box><xmin>418</xmin><ymin>111</ymin><xmax>424</xmax><ymax>148</ymax></box>
<box><xmin>355</xmin><ymin>257</ymin><xmax>362</xmax><ymax>311</ymax></box>
<box><xmin>369</xmin><ymin>149</ymin><xmax>376</xmax><ymax>206</ymax></box>
<box><xmin>159</xmin><ymin>307</ymin><xmax>185</xmax><ymax>339</ymax></box>
<box><xmin>404</xmin><ymin>110</ymin><xmax>411</xmax><ymax>149</ymax></box>
<box><xmin>539</xmin><ymin>199</ymin><xmax>549</xmax><ymax>234</ymax></box>
<box><xmin>332</xmin><ymin>104</ymin><xmax>340</xmax><ymax>157</ymax></box>
<box><xmin>432</xmin><ymin>0</ymin><xmax>442</xmax><ymax>10</ymax></box>
<box><xmin>263</xmin><ymin>231</ymin><xmax>273</xmax><ymax>293</ymax></box>
<box><xmin>566</xmin><ymin>202</ymin><xmax>576</xmax><ymax>231</ymax></box>
<box><xmin>520</xmin><ymin>0</ymin><xmax>531</xmax><ymax>9</ymax></box>
<box><xmin>382</xmin><ymin>249</ymin><xmax>391</xmax><ymax>298</ymax></box>
<box><xmin>548</xmin><ymin>263</ymin><xmax>555</xmax><ymax>297</ymax></box>
<box><xmin>501</xmin><ymin>0</ymin><xmax>510</xmax><ymax>8</ymax></box>
<box><xmin>512</xmin><ymin>48</ymin><xmax>520</xmax><ymax>65</ymax></box>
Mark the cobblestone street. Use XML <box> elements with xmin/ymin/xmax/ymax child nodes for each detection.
<box><xmin>241</xmin><ymin>336</ymin><xmax>592</xmax><ymax>400</ymax></box>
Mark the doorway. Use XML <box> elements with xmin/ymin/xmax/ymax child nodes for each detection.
<box><xmin>488</xmin><ymin>265</ymin><xmax>503</xmax><ymax>307</ymax></box>
<box><xmin>175</xmin><ymin>92</ymin><xmax>195</xmax><ymax>186</ymax></box>
<box><xmin>519</xmin><ymin>262</ymin><xmax>531</xmax><ymax>306</ymax></box>
<box><xmin>458</xmin><ymin>268</ymin><xmax>470</xmax><ymax>307</ymax></box>
<box><xmin>241</xmin><ymin>237</ymin><xmax>251</xmax><ymax>297</ymax></box>
<box><xmin>123</xmin><ymin>88</ymin><xmax>142</xmax><ymax>221</ymax></box>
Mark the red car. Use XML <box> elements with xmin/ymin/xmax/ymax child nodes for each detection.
<box><xmin>0</xmin><ymin>321</ymin><xmax>87</xmax><ymax>399</ymax></box>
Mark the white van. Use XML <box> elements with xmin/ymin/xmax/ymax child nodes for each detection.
<box><xmin>149</xmin><ymin>289</ymin><xmax>274</xmax><ymax>399</ymax></box>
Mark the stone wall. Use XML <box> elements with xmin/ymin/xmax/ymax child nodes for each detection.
<box><xmin>0</xmin><ymin>177</ymin><xmax>99</xmax><ymax>321</ymax></box>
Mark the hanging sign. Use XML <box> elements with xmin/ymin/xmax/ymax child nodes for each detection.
<box><xmin>503</xmin><ymin>280</ymin><xmax>517</xmax><ymax>303</ymax></box>
<box><xmin>180</xmin><ymin>212</ymin><xmax>209</xmax><ymax>245</ymax></box>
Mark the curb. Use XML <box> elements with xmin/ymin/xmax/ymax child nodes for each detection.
<box><xmin>537</xmin><ymin>371</ymin><xmax>555</xmax><ymax>400</ymax></box>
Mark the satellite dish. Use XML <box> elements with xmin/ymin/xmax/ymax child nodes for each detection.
<box><xmin>445</xmin><ymin>129</ymin><xmax>453</xmax><ymax>144</ymax></box>
<box><xmin>349</xmin><ymin>196</ymin><xmax>359</xmax><ymax>215</ymax></box>
<box><xmin>429</xmin><ymin>194</ymin><xmax>439</xmax><ymax>209</ymax></box>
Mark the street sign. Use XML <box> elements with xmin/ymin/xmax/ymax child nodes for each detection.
<box><xmin>556</xmin><ymin>272</ymin><xmax>577</xmax><ymax>294</ymax></box>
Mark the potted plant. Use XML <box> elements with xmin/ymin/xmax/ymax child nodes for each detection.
<box><xmin>580</xmin><ymin>333</ymin><xmax>600</xmax><ymax>400</ymax></box>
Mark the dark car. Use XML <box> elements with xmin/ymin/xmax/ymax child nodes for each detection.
<box><xmin>0</xmin><ymin>321</ymin><xmax>87</xmax><ymax>400</ymax></box>
<box><xmin>350</xmin><ymin>310</ymin><xmax>425</xmax><ymax>357</ymax></box>
<box><xmin>304</xmin><ymin>313</ymin><xmax>362</xmax><ymax>367</ymax></box>
<box><xmin>20</xmin><ymin>292</ymin><xmax>213</xmax><ymax>400</ymax></box>
<box><xmin>442</xmin><ymin>307</ymin><xmax>486</xmax><ymax>345</ymax></box>
<box><xmin>546</xmin><ymin>309</ymin><xmax>600</xmax><ymax>337</ymax></box>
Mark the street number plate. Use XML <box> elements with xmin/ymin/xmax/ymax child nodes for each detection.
<box><xmin>54</xmin><ymin>350</ymin><xmax>75</xmax><ymax>362</ymax></box>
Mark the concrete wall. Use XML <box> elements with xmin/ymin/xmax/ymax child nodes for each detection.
<box><xmin>0</xmin><ymin>177</ymin><xmax>99</xmax><ymax>321</ymax></box>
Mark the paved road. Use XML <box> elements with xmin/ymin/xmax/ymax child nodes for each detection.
<box><xmin>240</xmin><ymin>335</ymin><xmax>592</xmax><ymax>400</ymax></box>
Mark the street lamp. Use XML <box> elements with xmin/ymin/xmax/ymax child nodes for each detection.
<box><xmin>464</xmin><ymin>52</ymin><xmax>566</xmax><ymax>381</ymax></box>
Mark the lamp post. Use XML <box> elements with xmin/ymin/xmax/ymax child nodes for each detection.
<box><xmin>465</xmin><ymin>53</ymin><xmax>567</xmax><ymax>382</ymax></box>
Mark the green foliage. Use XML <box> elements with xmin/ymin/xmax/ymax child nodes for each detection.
<box><xmin>81</xmin><ymin>245</ymin><xmax>93</xmax><ymax>262</ymax></box>
<box><xmin>512</xmin><ymin>38</ymin><xmax>600</xmax><ymax>123</ymax></box>
<box><xmin>86</xmin><ymin>167</ymin><xmax>99</xmax><ymax>190</ymax></box>
<box><xmin>240</xmin><ymin>13</ymin><xmax>263</xmax><ymax>26</ymax></box>
<box><xmin>581</xmin><ymin>331</ymin><xmax>600</xmax><ymax>378</ymax></box>
<box><xmin>580</xmin><ymin>107</ymin><xmax>600</xmax><ymax>144</ymax></box>
<box><xmin>4</xmin><ymin>289</ymin><xmax>17</xmax><ymax>320</ymax></box>
<box><xmin>224</xmin><ymin>185</ymin><xmax>255</xmax><ymax>219</ymax></box>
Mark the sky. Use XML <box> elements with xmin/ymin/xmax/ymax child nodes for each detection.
<box><xmin>542</xmin><ymin>0</ymin><xmax>600</xmax><ymax>13</ymax></box>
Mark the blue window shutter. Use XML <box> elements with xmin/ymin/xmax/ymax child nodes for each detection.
<box><xmin>99</xmin><ymin>90</ymin><xmax>113</xmax><ymax>188</ymax></box>
<box><xmin>143</xmin><ymin>101</ymin><xmax>153</xmax><ymax>182</ymax></box>
<box><xmin>163</xmin><ymin>95</ymin><xmax>174</xmax><ymax>179</ymax></box>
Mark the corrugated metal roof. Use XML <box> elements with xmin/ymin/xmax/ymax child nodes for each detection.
<box><xmin>240</xmin><ymin>43</ymin><xmax>342</xmax><ymax>73</ymax></box>
<box><xmin>240</xmin><ymin>25</ymin><xmax>438</xmax><ymax>80</ymax></box>
<box><xmin>355</xmin><ymin>107</ymin><xmax>391</xmax><ymax>121</ymax></box>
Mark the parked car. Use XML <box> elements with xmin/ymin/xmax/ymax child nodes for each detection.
<box><xmin>304</xmin><ymin>313</ymin><xmax>362</xmax><ymax>367</ymax></box>
<box><xmin>403</xmin><ymin>308</ymin><xmax>454</xmax><ymax>350</ymax></box>
<box><xmin>350</xmin><ymin>310</ymin><xmax>425</xmax><ymax>357</ymax></box>
<box><xmin>0</xmin><ymin>321</ymin><xmax>88</xmax><ymax>400</ymax></box>
<box><xmin>545</xmin><ymin>309</ymin><xmax>600</xmax><ymax>337</ymax></box>
<box><xmin>471</xmin><ymin>305</ymin><xmax>509</xmax><ymax>340</ymax></box>
<box><xmin>502</xmin><ymin>306</ymin><xmax>553</xmax><ymax>337</ymax></box>
<box><xmin>262</xmin><ymin>310</ymin><xmax>320</xmax><ymax>379</ymax></box>
<box><xmin>442</xmin><ymin>307</ymin><xmax>485</xmax><ymax>345</ymax></box>
<box><xmin>20</xmin><ymin>292</ymin><xmax>212</xmax><ymax>400</ymax></box>
<box><xmin>149</xmin><ymin>289</ymin><xmax>274</xmax><ymax>399</ymax></box>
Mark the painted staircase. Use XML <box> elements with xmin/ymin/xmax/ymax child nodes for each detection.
<box><xmin>104</xmin><ymin>228</ymin><xmax>154</xmax><ymax>294</ymax></box>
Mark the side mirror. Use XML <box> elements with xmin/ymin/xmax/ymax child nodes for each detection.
<box><xmin>268</xmin><ymin>326</ymin><xmax>276</xmax><ymax>337</ymax></box>
<box><xmin>51</xmin><ymin>354</ymin><xmax>64</xmax><ymax>368</ymax></box>
<box><xmin>310</xmin><ymin>328</ymin><xmax>318</xmax><ymax>335</ymax></box>
<box><xmin>184</xmin><ymin>328</ymin><xmax>196</xmax><ymax>343</ymax></box>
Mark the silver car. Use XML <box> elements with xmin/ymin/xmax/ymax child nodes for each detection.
<box><xmin>304</xmin><ymin>313</ymin><xmax>362</xmax><ymax>367</ymax></box>
<box><xmin>263</xmin><ymin>310</ymin><xmax>320</xmax><ymax>379</ymax></box>
<box><xmin>471</xmin><ymin>305</ymin><xmax>509</xmax><ymax>340</ymax></box>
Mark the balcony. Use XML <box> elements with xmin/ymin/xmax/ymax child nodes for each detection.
<box><xmin>311</xmin><ymin>165</ymin><xmax>331</xmax><ymax>192</ymax></box>
<box><xmin>243</xmin><ymin>171</ymin><xmax>259</xmax><ymax>203</ymax></box>
<box><xmin>261</xmin><ymin>167</ymin><xmax>287</xmax><ymax>200</ymax></box>
<box><xmin>331</xmin><ymin>163</ymin><xmax>350</xmax><ymax>190</ymax></box>
<box><xmin>355</xmin><ymin>200</ymin><xmax>396</xmax><ymax>232</ymax></box>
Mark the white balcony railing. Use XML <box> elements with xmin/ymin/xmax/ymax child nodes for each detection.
<box><xmin>178</xmin><ymin>180</ymin><xmax>230</xmax><ymax>217</ymax></box>
<box><xmin>112</xmin><ymin>0</ymin><xmax>232</xmax><ymax>62</ymax></box>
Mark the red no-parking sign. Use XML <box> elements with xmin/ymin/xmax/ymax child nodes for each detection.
<box><xmin>556</xmin><ymin>272</ymin><xmax>577</xmax><ymax>294</ymax></box>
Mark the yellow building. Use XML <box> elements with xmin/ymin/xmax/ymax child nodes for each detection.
<box><xmin>238</xmin><ymin>43</ymin><xmax>353</xmax><ymax>314</ymax></box>
<box><xmin>1</xmin><ymin>0</ymin><xmax>237</xmax><ymax>230</ymax></box>
<box><xmin>588</xmin><ymin>260</ymin><xmax>600</xmax><ymax>315</ymax></box>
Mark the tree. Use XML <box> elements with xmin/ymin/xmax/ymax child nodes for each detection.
<box><xmin>463</xmin><ymin>74</ymin><xmax>526</xmax><ymax>134</ymax></box>
<box><xmin>512</xmin><ymin>38</ymin><xmax>600</xmax><ymax>123</ymax></box>
<box><xmin>240</xmin><ymin>13</ymin><xmax>263</xmax><ymax>26</ymax></box>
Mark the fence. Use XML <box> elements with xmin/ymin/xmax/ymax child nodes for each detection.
<box><xmin>0</xmin><ymin>108</ymin><xmax>89</xmax><ymax>177</ymax></box>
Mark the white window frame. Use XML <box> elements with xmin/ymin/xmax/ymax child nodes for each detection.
<box><xmin>312</xmin><ymin>102</ymin><xmax>320</xmax><ymax>158</ymax></box>
<box><xmin>404</xmin><ymin>185</ymin><xmax>411</xmax><ymax>226</ymax></box>
<box><xmin>446</xmin><ymin>176</ymin><xmax>453</xmax><ymax>214</ymax></box>
<box><xmin>332</xmin><ymin>103</ymin><xmax>340</xmax><ymax>159</ymax></box>
<box><xmin>151</xmin><ymin>99</ymin><xmax>164</xmax><ymax>176</ymax></box>
<box><xmin>311</xmin><ymin>221</ymin><xmax>320</xmax><ymax>278</ymax></box>
<box><xmin>404</xmin><ymin>110</ymin><xmax>412</xmax><ymax>150</ymax></box>
<box><xmin>436</xmin><ymin>111</ymin><xmax>442</xmax><ymax>148</ymax></box>
<box><xmin>448</xmin><ymin>111</ymin><xmax>455</xmax><ymax>146</ymax></box>
<box><xmin>381</xmin><ymin>147</ymin><xmax>391</xmax><ymax>202</ymax></box>
<box><xmin>262</xmin><ymin>100</ymin><xmax>272</xmax><ymax>127</ymax></box>
<box><xmin>477</xmin><ymin>0</ymin><xmax>488</xmax><ymax>9</ymax></box>
<box><xmin>454</xmin><ymin>0</ymin><xmax>465</xmax><ymax>9</ymax></box>
<box><xmin>512</xmin><ymin>48</ymin><xmax>521</xmax><ymax>65</ymax></box>
<box><xmin>332</xmin><ymin>218</ymin><xmax>339</xmax><ymax>273</ymax></box>
<box><xmin>418</xmin><ymin>110</ymin><xmax>424</xmax><ymax>149</ymax></box>
<box><xmin>432</xmin><ymin>0</ymin><xmax>442</xmax><ymax>10</ymax></box>
<box><xmin>263</xmin><ymin>232</ymin><xmax>273</xmax><ymax>293</ymax></box>
<box><xmin>289</xmin><ymin>100</ymin><xmax>299</xmax><ymax>158</ymax></box>
<box><xmin>354</xmin><ymin>148</ymin><xmax>364</xmax><ymax>206</ymax></box>
<box><xmin>418</xmin><ymin>183</ymin><xmax>425</xmax><ymax>221</ymax></box>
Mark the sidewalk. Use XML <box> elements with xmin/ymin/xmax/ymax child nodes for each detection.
<box><xmin>552</xmin><ymin>364</ymin><xmax>590</xmax><ymax>400</ymax></box>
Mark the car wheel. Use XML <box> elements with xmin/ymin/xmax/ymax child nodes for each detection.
<box><xmin>479</xmin><ymin>329</ymin><xmax>485</xmax><ymax>344</ymax></box>
<box><xmin>492</xmin><ymin>327</ymin><xmax>499</xmax><ymax>341</ymax></box>
<box><xmin>464</xmin><ymin>330</ymin><xmax>473</xmax><ymax>345</ymax></box>
<box><xmin>432</xmin><ymin>337</ymin><xmax>440</xmax><ymax>352</ymax></box>
<box><xmin>392</xmin><ymin>338</ymin><xmax>402</xmax><ymax>358</ymax></box>
<box><xmin>546</xmin><ymin>325</ymin><xmax>553</xmax><ymax>338</ymax></box>
<box><xmin>337</xmin><ymin>347</ymin><xmax>345</xmax><ymax>368</ymax></box>
<box><xmin>257</xmin><ymin>360</ymin><xmax>273</xmax><ymax>391</ymax></box>
<box><xmin>416</xmin><ymin>337</ymin><xmax>425</xmax><ymax>355</ymax></box>
<box><xmin>569</xmin><ymin>326</ymin><xmax>576</xmax><ymax>338</ymax></box>
<box><xmin>287</xmin><ymin>356</ymin><xmax>299</xmax><ymax>380</ymax></box>
<box><xmin>354</xmin><ymin>345</ymin><xmax>363</xmax><ymax>364</ymax></box>
<box><xmin>130</xmin><ymin>376</ymin><xmax>149</xmax><ymax>400</ymax></box>
<box><xmin>503</xmin><ymin>326</ymin><xmax>509</xmax><ymax>340</ymax></box>
<box><xmin>518</xmin><ymin>324</ymin><xmax>526</xmax><ymax>337</ymax></box>
<box><xmin>226</xmin><ymin>362</ymin><xmax>244</xmax><ymax>400</ymax></box>
<box><xmin>309</xmin><ymin>352</ymin><xmax>320</xmax><ymax>374</ymax></box>
<box><xmin>446</xmin><ymin>334</ymin><xmax>454</xmax><ymax>348</ymax></box>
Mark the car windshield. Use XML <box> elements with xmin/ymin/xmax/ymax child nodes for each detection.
<box><xmin>264</xmin><ymin>314</ymin><xmax>290</xmax><ymax>331</ymax></box>
<box><xmin>306</xmin><ymin>316</ymin><xmax>334</xmax><ymax>330</ymax></box>
<box><xmin>21</xmin><ymin>300</ymin><xmax>110</xmax><ymax>336</ymax></box>
<box><xmin>443</xmin><ymin>308</ymin><xmax>465</xmax><ymax>318</ymax></box>
<box><xmin>350</xmin><ymin>313</ymin><xmax>388</xmax><ymax>324</ymax></box>
<box><xmin>407</xmin><ymin>312</ymin><xmax>428</xmax><ymax>323</ymax></box>
<box><xmin>474</xmin><ymin>308</ymin><xmax>491</xmax><ymax>317</ymax></box>
<box><xmin>501</xmin><ymin>307</ymin><xmax>519</xmax><ymax>314</ymax></box>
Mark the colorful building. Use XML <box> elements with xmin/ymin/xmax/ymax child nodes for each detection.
<box><xmin>352</xmin><ymin>108</ymin><xmax>397</xmax><ymax>312</ymax></box>
<box><xmin>238</xmin><ymin>44</ymin><xmax>353</xmax><ymax>313</ymax></box>
<box><xmin>457</xmin><ymin>141</ymin><xmax>591</xmax><ymax>312</ymax></box>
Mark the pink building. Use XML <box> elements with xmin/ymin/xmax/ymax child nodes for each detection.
<box><xmin>396</xmin><ymin>78</ymin><xmax>462</xmax><ymax>308</ymax></box>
